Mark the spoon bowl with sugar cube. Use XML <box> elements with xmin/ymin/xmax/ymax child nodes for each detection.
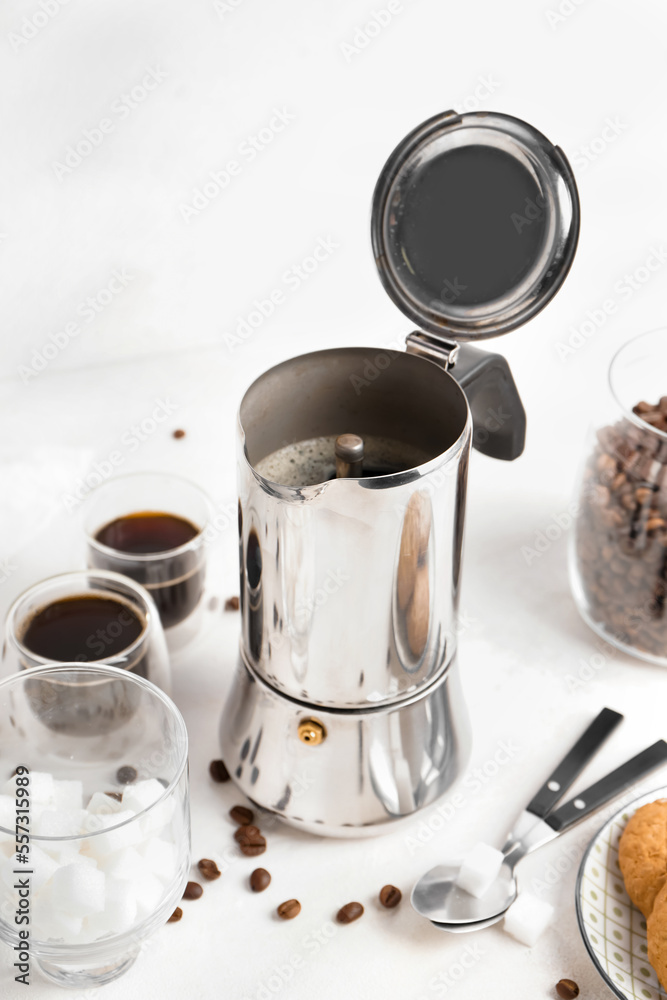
<box><xmin>411</xmin><ymin>709</ymin><xmax>667</xmax><ymax>929</ymax></box>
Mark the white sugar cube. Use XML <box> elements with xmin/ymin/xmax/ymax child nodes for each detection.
<box><xmin>86</xmin><ymin>792</ymin><xmax>124</xmax><ymax>816</ymax></box>
<box><xmin>132</xmin><ymin>871</ymin><xmax>165</xmax><ymax>921</ymax></box>
<box><xmin>34</xmin><ymin>808</ymin><xmax>86</xmax><ymax>838</ymax></box>
<box><xmin>102</xmin><ymin>846</ymin><xmax>144</xmax><ymax>881</ymax></box>
<box><xmin>503</xmin><ymin>892</ymin><xmax>554</xmax><ymax>946</ymax></box>
<box><xmin>140</xmin><ymin>837</ymin><xmax>177</xmax><ymax>882</ymax></box>
<box><xmin>121</xmin><ymin>780</ymin><xmax>164</xmax><ymax>815</ymax></box>
<box><xmin>24</xmin><ymin>845</ymin><xmax>58</xmax><ymax>892</ymax></box>
<box><xmin>53</xmin><ymin>780</ymin><xmax>83</xmax><ymax>812</ymax></box>
<box><xmin>85</xmin><ymin>811</ymin><xmax>141</xmax><ymax>858</ymax></box>
<box><xmin>456</xmin><ymin>842</ymin><xmax>504</xmax><ymax>898</ymax></box>
<box><xmin>141</xmin><ymin>796</ymin><xmax>176</xmax><ymax>837</ymax></box>
<box><xmin>51</xmin><ymin>864</ymin><xmax>105</xmax><ymax>918</ymax></box>
<box><xmin>39</xmin><ymin>909</ymin><xmax>84</xmax><ymax>943</ymax></box>
<box><xmin>4</xmin><ymin>772</ymin><xmax>55</xmax><ymax>803</ymax></box>
<box><xmin>84</xmin><ymin>883</ymin><xmax>138</xmax><ymax>941</ymax></box>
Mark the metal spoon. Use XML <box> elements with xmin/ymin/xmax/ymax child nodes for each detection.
<box><xmin>413</xmin><ymin>716</ymin><xmax>667</xmax><ymax>929</ymax></box>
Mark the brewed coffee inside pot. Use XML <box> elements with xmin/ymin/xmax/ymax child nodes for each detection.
<box><xmin>254</xmin><ymin>434</ymin><xmax>433</xmax><ymax>487</ymax></box>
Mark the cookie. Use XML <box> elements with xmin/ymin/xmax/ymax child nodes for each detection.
<box><xmin>648</xmin><ymin>880</ymin><xmax>667</xmax><ymax>990</ymax></box>
<box><xmin>619</xmin><ymin>799</ymin><xmax>667</xmax><ymax>918</ymax></box>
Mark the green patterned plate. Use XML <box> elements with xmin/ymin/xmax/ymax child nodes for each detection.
<box><xmin>576</xmin><ymin>787</ymin><xmax>667</xmax><ymax>1000</ymax></box>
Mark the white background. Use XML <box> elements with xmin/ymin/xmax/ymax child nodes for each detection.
<box><xmin>1</xmin><ymin>0</ymin><xmax>667</xmax><ymax>997</ymax></box>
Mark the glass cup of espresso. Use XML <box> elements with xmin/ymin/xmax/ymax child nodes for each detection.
<box><xmin>83</xmin><ymin>473</ymin><xmax>213</xmax><ymax>639</ymax></box>
<box><xmin>2</xmin><ymin>570</ymin><xmax>171</xmax><ymax>708</ymax></box>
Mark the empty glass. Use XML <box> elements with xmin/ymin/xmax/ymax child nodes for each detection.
<box><xmin>0</xmin><ymin>663</ymin><xmax>190</xmax><ymax>988</ymax></box>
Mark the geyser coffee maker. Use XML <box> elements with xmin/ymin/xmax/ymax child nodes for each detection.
<box><xmin>220</xmin><ymin>110</ymin><xmax>580</xmax><ymax>834</ymax></box>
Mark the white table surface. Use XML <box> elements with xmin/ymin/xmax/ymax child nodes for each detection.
<box><xmin>2</xmin><ymin>0</ymin><xmax>667</xmax><ymax>997</ymax></box>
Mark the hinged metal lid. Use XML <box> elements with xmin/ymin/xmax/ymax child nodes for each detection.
<box><xmin>371</xmin><ymin>110</ymin><xmax>580</xmax><ymax>341</ymax></box>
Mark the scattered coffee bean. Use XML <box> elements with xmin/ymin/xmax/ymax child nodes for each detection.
<box><xmin>116</xmin><ymin>765</ymin><xmax>137</xmax><ymax>785</ymax></box>
<box><xmin>173</xmin><ymin>429</ymin><xmax>186</xmax><ymax>439</ymax></box>
<box><xmin>225</xmin><ymin>596</ymin><xmax>240</xmax><ymax>612</ymax></box>
<box><xmin>198</xmin><ymin>859</ymin><xmax>221</xmax><ymax>881</ymax></box>
<box><xmin>167</xmin><ymin>907</ymin><xmax>183</xmax><ymax>923</ymax></box>
<box><xmin>556</xmin><ymin>980</ymin><xmax>579</xmax><ymax>1000</ymax></box>
<box><xmin>336</xmin><ymin>902</ymin><xmax>364</xmax><ymax>924</ymax></box>
<box><xmin>230</xmin><ymin>805</ymin><xmax>254</xmax><ymax>826</ymax></box>
<box><xmin>250</xmin><ymin>868</ymin><xmax>271</xmax><ymax>892</ymax></box>
<box><xmin>105</xmin><ymin>791</ymin><xmax>123</xmax><ymax>802</ymax></box>
<box><xmin>379</xmin><ymin>885</ymin><xmax>402</xmax><ymax>908</ymax></box>
<box><xmin>277</xmin><ymin>899</ymin><xmax>301</xmax><ymax>920</ymax></box>
<box><xmin>234</xmin><ymin>824</ymin><xmax>261</xmax><ymax>843</ymax></box>
<box><xmin>209</xmin><ymin>759</ymin><xmax>230</xmax><ymax>783</ymax></box>
<box><xmin>238</xmin><ymin>830</ymin><xmax>266</xmax><ymax>857</ymax></box>
<box><xmin>182</xmin><ymin>881</ymin><xmax>203</xmax><ymax>900</ymax></box>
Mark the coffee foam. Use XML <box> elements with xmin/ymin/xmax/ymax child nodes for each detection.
<box><xmin>254</xmin><ymin>434</ymin><xmax>433</xmax><ymax>487</ymax></box>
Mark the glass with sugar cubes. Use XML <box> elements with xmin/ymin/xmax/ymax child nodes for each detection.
<box><xmin>0</xmin><ymin>663</ymin><xmax>190</xmax><ymax>988</ymax></box>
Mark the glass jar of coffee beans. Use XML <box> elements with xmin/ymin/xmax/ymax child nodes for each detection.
<box><xmin>570</xmin><ymin>330</ymin><xmax>667</xmax><ymax>665</ymax></box>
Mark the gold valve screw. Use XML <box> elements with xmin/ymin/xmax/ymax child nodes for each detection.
<box><xmin>297</xmin><ymin>718</ymin><xmax>327</xmax><ymax>745</ymax></box>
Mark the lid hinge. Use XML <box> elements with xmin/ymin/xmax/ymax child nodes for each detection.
<box><xmin>405</xmin><ymin>331</ymin><xmax>460</xmax><ymax>370</ymax></box>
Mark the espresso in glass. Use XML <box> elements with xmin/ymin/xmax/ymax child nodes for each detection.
<box><xmin>21</xmin><ymin>594</ymin><xmax>148</xmax><ymax>677</ymax></box>
<box><xmin>92</xmin><ymin>511</ymin><xmax>205</xmax><ymax>629</ymax></box>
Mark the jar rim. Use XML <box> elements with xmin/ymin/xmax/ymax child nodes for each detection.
<box><xmin>608</xmin><ymin>328</ymin><xmax>667</xmax><ymax>442</ymax></box>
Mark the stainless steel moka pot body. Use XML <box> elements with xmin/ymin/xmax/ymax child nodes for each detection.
<box><xmin>220</xmin><ymin>111</ymin><xmax>580</xmax><ymax>835</ymax></box>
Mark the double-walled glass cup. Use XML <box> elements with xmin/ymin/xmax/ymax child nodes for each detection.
<box><xmin>84</xmin><ymin>473</ymin><xmax>213</xmax><ymax>643</ymax></box>
<box><xmin>570</xmin><ymin>329</ymin><xmax>667</xmax><ymax>665</ymax></box>
<box><xmin>3</xmin><ymin>570</ymin><xmax>171</xmax><ymax>702</ymax></box>
<box><xmin>0</xmin><ymin>664</ymin><xmax>189</xmax><ymax>988</ymax></box>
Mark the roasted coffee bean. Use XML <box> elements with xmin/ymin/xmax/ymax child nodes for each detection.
<box><xmin>379</xmin><ymin>885</ymin><xmax>402</xmax><ymax>908</ymax></box>
<box><xmin>198</xmin><ymin>859</ymin><xmax>221</xmax><ymax>881</ymax></box>
<box><xmin>250</xmin><ymin>868</ymin><xmax>271</xmax><ymax>892</ymax></box>
<box><xmin>173</xmin><ymin>429</ymin><xmax>186</xmax><ymax>439</ymax></box>
<box><xmin>105</xmin><ymin>791</ymin><xmax>123</xmax><ymax>802</ymax></box>
<box><xmin>225</xmin><ymin>596</ymin><xmax>240</xmax><ymax>611</ymax></box>
<box><xmin>209</xmin><ymin>759</ymin><xmax>230</xmax><ymax>783</ymax></box>
<box><xmin>116</xmin><ymin>765</ymin><xmax>137</xmax><ymax>785</ymax></box>
<box><xmin>167</xmin><ymin>907</ymin><xmax>183</xmax><ymax>923</ymax></box>
<box><xmin>239</xmin><ymin>831</ymin><xmax>266</xmax><ymax>857</ymax></box>
<box><xmin>182</xmin><ymin>881</ymin><xmax>203</xmax><ymax>900</ymax></box>
<box><xmin>230</xmin><ymin>804</ymin><xmax>254</xmax><ymax>825</ymax></box>
<box><xmin>555</xmin><ymin>980</ymin><xmax>579</xmax><ymax>1000</ymax></box>
<box><xmin>277</xmin><ymin>899</ymin><xmax>301</xmax><ymax>920</ymax></box>
<box><xmin>234</xmin><ymin>824</ymin><xmax>261</xmax><ymax>843</ymax></box>
<box><xmin>336</xmin><ymin>902</ymin><xmax>364</xmax><ymax>924</ymax></box>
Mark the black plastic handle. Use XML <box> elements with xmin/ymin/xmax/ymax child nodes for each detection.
<box><xmin>526</xmin><ymin>708</ymin><xmax>623</xmax><ymax>819</ymax></box>
<box><xmin>450</xmin><ymin>344</ymin><xmax>527</xmax><ymax>461</ymax></box>
<box><xmin>545</xmin><ymin>740</ymin><xmax>667</xmax><ymax>834</ymax></box>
